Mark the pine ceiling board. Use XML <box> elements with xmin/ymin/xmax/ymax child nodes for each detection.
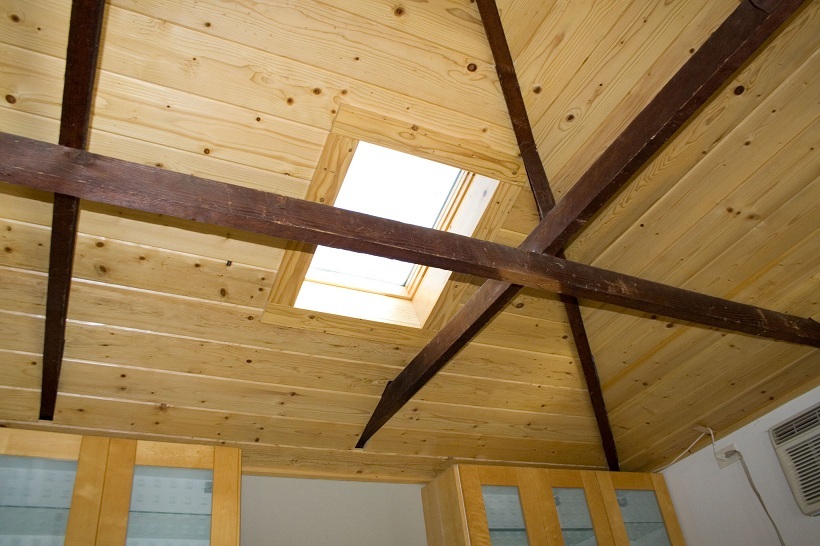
<box><xmin>0</xmin><ymin>386</ymin><xmax>38</xmax><ymax>421</ymax></box>
<box><xmin>589</xmin><ymin>214</ymin><xmax>818</xmax><ymax>400</ymax></box>
<box><xmin>61</xmin><ymin>324</ymin><xmax>588</xmax><ymax>416</ymax></box>
<box><xmin>585</xmin><ymin>50</ymin><xmax>819</xmax><ymax>283</ymax></box>
<box><xmin>538</xmin><ymin>0</ymin><xmax>736</xmax><ymax>199</ymax></box>
<box><xmin>566</xmin><ymin>2</ymin><xmax>820</xmax><ymax>263</ymax></box>
<box><xmin>4</xmin><ymin>1</ymin><xmax>521</xmax><ymax>165</ymax></box>
<box><xmin>0</xmin><ymin>349</ymin><xmax>40</xmax><ymax>390</ymax></box>
<box><xmin>588</xmin><ymin>162</ymin><xmax>820</xmax><ymax>366</ymax></box>
<box><xmin>495</xmin><ymin>0</ymin><xmax>557</xmax><ymax>58</ymax></box>
<box><xmin>611</xmin><ymin>325</ymin><xmax>815</xmax><ymax>447</ymax></box>
<box><xmin>0</xmin><ymin>43</ymin><xmax>324</xmax><ymax>182</ymax></box>
<box><xmin>621</xmin><ymin>349</ymin><xmax>820</xmax><ymax>471</ymax></box>
<box><xmin>458</xmin><ymin>282</ymin><xmax>566</xmax><ymax>323</ymax></box>
<box><xmin>602</xmin><ymin>243</ymin><xmax>819</xmax><ymax>445</ymax></box>
<box><xmin>1</xmin><ymin>218</ymin><xmax>274</xmax><ymax>308</ymax></box>
<box><xmin>0</xmin><ymin>313</ymin><xmax>41</xmax><ymax>359</ymax></box>
<box><xmin>308</xmin><ymin>0</ymin><xmax>494</xmax><ymax>65</ymax></box>
<box><xmin>54</xmin><ymin>365</ymin><xmax>601</xmax><ymax>465</ymax></box>
<box><xmin>446</xmin><ymin>345</ymin><xmax>583</xmax><ymax>389</ymax></box>
<box><xmin>109</xmin><ymin>0</ymin><xmax>512</xmax><ymax>130</ymax></box>
<box><xmin>0</xmin><ymin>109</ymin><xmax>309</xmax><ymax>198</ymax></box>
<box><xmin>577</xmin><ymin>55</ymin><xmax>819</xmax><ymax>344</ymax></box>
<box><xmin>520</xmin><ymin>0</ymin><xmax>732</xmax><ymax>196</ymax></box>
<box><xmin>57</xmin><ymin>328</ymin><xmax>594</xmax><ymax>442</ymax></box>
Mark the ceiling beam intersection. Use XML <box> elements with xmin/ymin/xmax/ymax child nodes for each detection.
<box><xmin>353</xmin><ymin>0</ymin><xmax>810</xmax><ymax>448</ymax></box>
<box><xmin>39</xmin><ymin>0</ymin><xmax>107</xmax><ymax>421</ymax></box>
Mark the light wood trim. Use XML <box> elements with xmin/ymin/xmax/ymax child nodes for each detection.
<box><xmin>538</xmin><ymin>469</ymin><xmax>566</xmax><ymax>546</ymax></box>
<box><xmin>65</xmin><ymin>436</ymin><xmax>110</xmax><ymax>545</ymax></box>
<box><xmin>267</xmin><ymin>133</ymin><xmax>358</xmax><ymax>307</ymax></box>
<box><xmin>460</xmin><ymin>465</ymin><xmax>491</xmax><ymax>546</ymax></box>
<box><xmin>135</xmin><ymin>440</ymin><xmax>215</xmax><ymax>469</ymax></box>
<box><xmin>595</xmin><ymin>472</ymin><xmax>629</xmax><ymax>545</ymax></box>
<box><xmin>211</xmin><ymin>446</ymin><xmax>242</xmax><ymax>546</ymax></box>
<box><xmin>332</xmin><ymin>105</ymin><xmax>526</xmax><ymax>184</ymax></box>
<box><xmin>651</xmin><ymin>473</ymin><xmax>686</xmax><ymax>545</ymax></box>
<box><xmin>517</xmin><ymin>467</ymin><xmax>550</xmax><ymax>546</ymax></box>
<box><xmin>422</xmin><ymin>465</ymin><xmax>471</xmax><ymax>546</ymax></box>
<box><xmin>96</xmin><ymin>438</ymin><xmax>137</xmax><ymax>546</ymax></box>
<box><xmin>476</xmin><ymin>464</ymin><xmax>519</xmax><ymax>485</ymax></box>
<box><xmin>0</xmin><ymin>427</ymin><xmax>81</xmax><ymax>460</ymax></box>
<box><xmin>608</xmin><ymin>471</ymin><xmax>654</xmax><ymax>490</ymax></box>
<box><xmin>581</xmin><ymin>471</ymin><xmax>615</xmax><ymax>546</ymax></box>
<box><xmin>548</xmin><ymin>469</ymin><xmax>585</xmax><ymax>488</ymax></box>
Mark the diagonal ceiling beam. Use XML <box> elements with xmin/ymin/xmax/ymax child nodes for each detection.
<box><xmin>354</xmin><ymin>0</ymin><xmax>809</xmax><ymax>447</ymax></box>
<box><xmin>473</xmin><ymin>0</ymin><xmax>619</xmax><ymax>470</ymax></box>
<box><xmin>3</xmin><ymin>132</ymin><xmax>818</xmax><ymax>350</ymax></box>
<box><xmin>40</xmin><ymin>0</ymin><xmax>107</xmax><ymax>421</ymax></box>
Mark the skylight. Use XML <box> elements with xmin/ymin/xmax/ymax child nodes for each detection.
<box><xmin>306</xmin><ymin>142</ymin><xmax>461</xmax><ymax>289</ymax></box>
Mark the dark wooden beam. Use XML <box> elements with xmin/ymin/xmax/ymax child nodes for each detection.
<box><xmin>4</xmin><ymin>132</ymin><xmax>818</xmax><ymax>349</ymax></box>
<box><xmin>354</xmin><ymin>0</ymin><xmax>808</xmax><ymax>447</ymax></box>
<box><xmin>474</xmin><ymin>0</ymin><xmax>554</xmax><ymax>217</ymax></box>
<box><xmin>474</xmin><ymin>0</ymin><xmax>619</xmax><ymax>469</ymax></box>
<box><xmin>40</xmin><ymin>0</ymin><xmax>107</xmax><ymax>421</ymax></box>
<box><xmin>561</xmin><ymin>292</ymin><xmax>619</xmax><ymax>471</ymax></box>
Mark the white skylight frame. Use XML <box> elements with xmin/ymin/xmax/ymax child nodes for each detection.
<box><xmin>295</xmin><ymin>141</ymin><xmax>498</xmax><ymax>328</ymax></box>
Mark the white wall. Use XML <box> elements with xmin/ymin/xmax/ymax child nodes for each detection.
<box><xmin>240</xmin><ymin>475</ymin><xmax>428</xmax><ymax>546</ymax></box>
<box><xmin>662</xmin><ymin>387</ymin><xmax>820</xmax><ymax>546</ymax></box>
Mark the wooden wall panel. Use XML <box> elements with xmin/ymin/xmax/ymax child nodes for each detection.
<box><xmin>212</xmin><ymin>446</ymin><xmax>241</xmax><ymax>546</ymax></box>
<box><xmin>65</xmin><ymin>436</ymin><xmax>110</xmax><ymax>545</ymax></box>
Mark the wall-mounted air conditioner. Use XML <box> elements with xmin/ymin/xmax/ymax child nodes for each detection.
<box><xmin>769</xmin><ymin>402</ymin><xmax>820</xmax><ymax>516</ymax></box>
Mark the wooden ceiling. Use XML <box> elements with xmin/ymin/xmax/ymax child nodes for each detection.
<box><xmin>0</xmin><ymin>0</ymin><xmax>817</xmax><ymax>482</ymax></box>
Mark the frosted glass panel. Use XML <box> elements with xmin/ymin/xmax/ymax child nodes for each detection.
<box><xmin>553</xmin><ymin>487</ymin><xmax>597</xmax><ymax>546</ymax></box>
<box><xmin>615</xmin><ymin>490</ymin><xmax>671</xmax><ymax>546</ymax></box>
<box><xmin>126</xmin><ymin>465</ymin><xmax>213</xmax><ymax>546</ymax></box>
<box><xmin>0</xmin><ymin>455</ymin><xmax>77</xmax><ymax>546</ymax></box>
<box><xmin>481</xmin><ymin>485</ymin><xmax>529</xmax><ymax>546</ymax></box>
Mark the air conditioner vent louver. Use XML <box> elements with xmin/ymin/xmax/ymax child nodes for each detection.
<box><xmin>785</xmin><ymin>436</ymin><xmax>820</xmax><ymax>507</ymax></box>
<box><xmin>771</xmin><ymin>406</ymin><xmax>820</xmax><ymax>445</ymax></box>
<box><xmin>770</xmin><ymin>402</ymin><xmax>820</xmax><ymax>516</ymax></box>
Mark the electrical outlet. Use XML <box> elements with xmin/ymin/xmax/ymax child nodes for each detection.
<box><xmin>715</xmin><ymin>444</ymin><xmax>740</xmax><ymax>469</ymax></box>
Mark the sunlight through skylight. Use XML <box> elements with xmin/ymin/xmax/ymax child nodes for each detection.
<box><xmin>308</xmin><ymin>142</ymin><xmax>461</xmax><ymax>287</ymax></box>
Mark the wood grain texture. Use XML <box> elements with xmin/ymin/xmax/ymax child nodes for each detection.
<box><xmin>65</xmin><ymin>435</ymin><xmax>110</xmax><ymax>545</ymax></box>
<box><xmin>96</xmin><ymin>438</ymin><xmax>136</xmax><ymax>546</ymax></box>
<box><xmin>211</xmin><ymin>446</ymin><xmax>241</xmax><ymax>546</ymax></box>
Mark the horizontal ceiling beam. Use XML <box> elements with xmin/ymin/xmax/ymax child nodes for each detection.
<box><xmin>2</xmin><ymin>133</ymin><xmax>818</xmax><ymax>349</ymax></box>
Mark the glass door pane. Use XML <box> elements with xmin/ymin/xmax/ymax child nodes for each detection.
<box><xmin>126</xmin><ymin>466</ymin><xmax>213</xmax><ymax>546</ymax></box>
<box><xmin>0</xmin><ymin>455</ymin><xmax>78</xmax><ymax>546</ymax></box>
<box><xmin>615</xmin><ymin>489</ymin><xmax>671</xmax><ymax>546</ymax></box>
<box><xmin>553</xmin><ymin>487</ymin><xmax>597</xmax><ymax>546</ymax></box>
<box><xmin>481</xmin><ymin>485</ymin><xmax>529</xmax><ymax>546</ymax></box>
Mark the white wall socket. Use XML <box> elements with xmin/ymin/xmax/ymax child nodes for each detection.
<box><xmin>715</xmin><ymin>443</ymin><xmax>740</xmax><ymax>469</ymax></box>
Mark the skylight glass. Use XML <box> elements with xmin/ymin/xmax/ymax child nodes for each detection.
<box><xmin>307</xmin><ymin>142</ymin><xmax>461</xmax><ymax>287</ymax></box>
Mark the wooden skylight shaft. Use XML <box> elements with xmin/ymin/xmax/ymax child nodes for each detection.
<box><xmin>354</xmin><ymin>0</ymin><xmax>809</xmax><ymax>447</ymax></box>
<box><xmin>472</xmin><ymin>0</ymin><xmax>619</xmax><ymax>470</ymax></box>
<box><xmin>40</xmin><ymin>0</ymin><xmax>107</xmax><ymax>421</ymax></box>
<box><xmin>3</xmin><ymin>133</ymin><xmax>818</xmax><ymax>348</ymax></box>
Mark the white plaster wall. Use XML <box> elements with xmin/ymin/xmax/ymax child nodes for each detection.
<box><xmin>240</xmin><ymin>475</ymin><xmax>428</xmax><ymax>546</ymax></box>
<box><xmin>662</xmin><ymin>387</ymin><xmax>820</xmax><ymax>546</ymax></box>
